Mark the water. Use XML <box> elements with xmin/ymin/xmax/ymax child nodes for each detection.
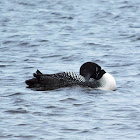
<box><xmin>0</xmin><ymin>0</ymin><xmax>140</xmax><ymax>139</ymax></box>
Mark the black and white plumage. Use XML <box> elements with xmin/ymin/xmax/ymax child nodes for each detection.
<box><xmin>26</xmin><ymin>70</ymin><xmax>87</xmax><ymax>90</ymax></box>
<box><xmin>25</xmin><ymin>62</ymin><xmax>116</xmax><ymax>91</ymax></box>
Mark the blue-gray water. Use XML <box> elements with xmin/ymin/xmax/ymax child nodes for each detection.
<box><xmin>0</xmin><ymin>0</ymin><xmax>140</xmax><ymax>139</ymax></box>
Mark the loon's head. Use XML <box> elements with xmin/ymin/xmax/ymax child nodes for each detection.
<box><xmin>80</xmin><ymin>62</ymin><xmax>106</xmax><ymax>82</ymax></box>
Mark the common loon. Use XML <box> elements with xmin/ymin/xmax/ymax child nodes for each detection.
<box><xmin>25</xmin><ymin>62</ymin><xmax>116</xmax><ymax>91</ymax></box>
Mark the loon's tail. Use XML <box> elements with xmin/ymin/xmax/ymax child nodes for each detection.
<box><xmin>25</xmin><ymin>70</ymin><xmax>42</xmax><ymax>88</ymax></box>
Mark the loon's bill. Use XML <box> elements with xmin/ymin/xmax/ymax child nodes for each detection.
<box><xmin>25</xmin><ymin>62</ymin><xmax>116</xmax><ymax>91</ymax></box>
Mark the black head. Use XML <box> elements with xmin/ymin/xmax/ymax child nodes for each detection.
<box><xmin>80</xmin><ymin>62</ymin><xmax>106</xmax><ymax>81</ymax></box>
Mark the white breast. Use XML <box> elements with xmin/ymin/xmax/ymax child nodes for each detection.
<box><xmin>97</xmin><ymin>73</ymin><xmax>116</xmax><ymax>91</ymax></box>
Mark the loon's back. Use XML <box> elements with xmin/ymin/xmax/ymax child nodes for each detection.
<box><xmin>26</xmin><ymin>70</ymin><xmax>88</xmax><ymax>90</ymax></box>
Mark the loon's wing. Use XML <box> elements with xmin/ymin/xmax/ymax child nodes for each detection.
<box><xmin>39</xmin><ymin>72</ymin><xmax>86</xmax><ymax>83</ymax></box>
<box><xmin>26</xmin><ymin>70</ymin><xmax>86</xmax><ymax>90</ymax></box>
<box><xmin>32</xmin><ymin>70</ymin><xmax>85</xmax><ymax>82</ymax></box>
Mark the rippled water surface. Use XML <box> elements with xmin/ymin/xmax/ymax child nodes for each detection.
<box><xmin>0</xmin><ymin>0</ymin><xmax>140</xmax><ymax>139</ymax></box>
